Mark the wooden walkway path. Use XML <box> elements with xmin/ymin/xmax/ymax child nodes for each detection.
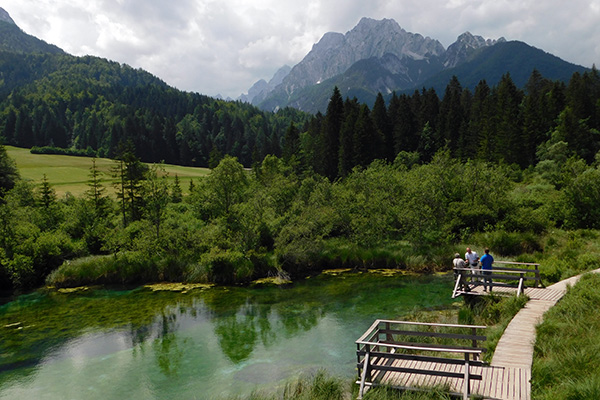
<box><xmin>369</xmin><ymin>269</ymin><xmax>600</xmax><ymax>399</ymax></box>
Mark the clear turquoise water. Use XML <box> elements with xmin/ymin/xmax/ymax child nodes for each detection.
<box><xmin>0</xmin><ymin>271</ymin><xmax>458</xmax><ymax>399</ymax></box>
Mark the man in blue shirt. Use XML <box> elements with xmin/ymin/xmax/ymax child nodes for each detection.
<box><xmin>480</xmin><ymin>248</ymin><xmax>494</xmax><ymax>292</ymax></box>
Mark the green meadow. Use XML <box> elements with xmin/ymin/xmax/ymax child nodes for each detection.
<box><xmin>5</xmin><ymin>146</ymin><xmax>211</xmax><ymax>197</ymax></box>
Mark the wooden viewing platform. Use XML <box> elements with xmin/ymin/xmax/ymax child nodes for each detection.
<box><xmin>355</xmin><ymin>267</ymin><xmax>600</xmax><ymax>399</ymax></box>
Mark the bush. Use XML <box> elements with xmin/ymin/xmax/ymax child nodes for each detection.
<box><xmin>199</xmin><ymin>248</ymin><xmax>254</xmax><ymax>284</ymax></box>
<box><xmin>473</xmin><ymin>230</ymin><xmax>542</xmax><ymax>256</ymax></box>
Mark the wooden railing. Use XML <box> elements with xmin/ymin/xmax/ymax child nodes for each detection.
<box><xmin>356</xmin><ymin>320</ymin><xmax>487</xmax><ymax>400</ymax></box>
<box><xmin>452</xmin><ymin>261</ymin><xmax>542</xmax><ymax>298</ymax></box>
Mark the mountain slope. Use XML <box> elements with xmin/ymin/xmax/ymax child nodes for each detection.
<box><xmin>0</xmin><ymin>11</ymin><xmax>64</xmax><ymax>55</ymax></box>
<box><xmin>0</xmin><ymin>8</ymin><xmax>308</xmax><ymax>168</ymax></box>
<box><xmin>259</xmin><ymin>17</ymin><xmax>444</xmax><ymax>111</ymax></box>
<box><xmin>252</xmin><ymin>18</ymin><xmax>587</xmax><ymax>113</ymax></box>
<box><xmin>418</xmin><ymin>40</ymin><xmax>588</xmax><ymax>94</ymax></box>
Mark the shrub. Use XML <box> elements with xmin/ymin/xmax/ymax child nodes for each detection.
<box><xmin>473</xmin><ymin>230</ymin><xmax>541</xmax><ymax>256</ymax></box>
<box><xmin>199</xmin><ymin>248</ymin><xmax>253</xmax><ymax>284</ymax></box>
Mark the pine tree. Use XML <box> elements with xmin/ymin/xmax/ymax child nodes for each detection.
<box><xmin>112</xmin><ymin>143</ymin><xmax>146</xmax><ymax>226</ymax></box>
<box><xmin>38</xmin><ymin>174</ymin><xmax>56</xmax><ymax>209</ymax></box>
<box><xmin>0</xmin><ymin>142</ymin><xmax>19</xmax><ymax>199</ymax></box>
<box><xmin>372</xmin><ymin>93</ymin><xmax>392</xmax><ymax>161</ymax></box>
<box><xmin>338</xmin><ymin>98</ymin><xmax>359</xmax><ymax>177</ymax></box>
<box><xmin>322</xmin><ymin>87</ymin><xmax>344</xmax><ymax>180</ymax></box>
<box><xmin>494</xmin><ymin>73</ymin><xmax>524</xmax><ymax>166</ymax></box>
<box><xmin>85</xmin><ymin>158</ymin><xmax>109</xmax><ymax>218</ymax></box>
<box><xmin>437</xmin><ymin>76</ymin><xmax>465</xmax><ymax>156</ymax></box>
<box><xmin>171</xmin><ymin>174</ymin><xmax>183</xmax><ymax>203</ymax></box>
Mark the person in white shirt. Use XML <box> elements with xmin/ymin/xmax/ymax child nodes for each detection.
<box><xmin>465</xmin><ymin>247</ymin><xmax>479</xmax><ymax>281</ymax></box>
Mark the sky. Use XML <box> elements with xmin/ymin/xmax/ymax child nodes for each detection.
<box><xmin>3</xmin><ymin>0</ymin><xmax>600</xmax><ymax>99</ymax></box>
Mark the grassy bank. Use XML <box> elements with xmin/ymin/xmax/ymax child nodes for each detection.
<box><xmin>226</xmin><ymin>370</ymin><xmax>453</xmax><ymax>400</ymax></box>
<box><xmin>532</xmin><ymin>272</ymin><xmax>600</xmax><ymax>399</ymax></box>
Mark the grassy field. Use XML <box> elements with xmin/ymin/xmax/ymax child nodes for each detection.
<box><xmin>6</xmin><ymin>146</ymin><xmax>211</xmax><ymax>197</ymax></box>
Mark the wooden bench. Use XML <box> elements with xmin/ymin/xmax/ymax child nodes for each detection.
<box><xmin>452</xmin><ymin>261</ymin><xmax>542</xmax><ymax>298</ymax></box>
<box><xmin>355</xmin><ymin>320</ymin><xmax>487</xmax><ymax>400</ymax></box>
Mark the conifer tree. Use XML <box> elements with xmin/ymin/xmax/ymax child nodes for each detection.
<box><xmin>338</xmin><ymin>98</ymin><xmax>360</xmax><ymax>177</ymax></box>
<box><xmin>322</xmin><ymin>87</ymin><xmax>344</xmax><ymax>180</ymax></box>
<box><xmin>85</xmin><ymin>158</ymin><xmax>109</xmax><ymax>218</ymax></box>
<box><xmin>38</xmin><ymin>174</ymin><xmax>56</xmax><ymax>209</ymax></box>
<box><xmin>171</xmin><ymin>174</ymin><xmax>183</xmax><ymax>203</ymax></box>
<box><xmin>372</xmin><ymin>93</ymin><xmax>392</xmax><ymax>161</ymax></box>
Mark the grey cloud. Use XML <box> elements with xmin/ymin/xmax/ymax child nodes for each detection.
<box><xmin>2</xmin><ymin>0</ymin><xmax>599</xmax><ymax>98</ymax></box>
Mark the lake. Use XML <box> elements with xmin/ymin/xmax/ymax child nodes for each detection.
<box><xmin>0</xmin><ymin>270</ymin><xmax>459</xmax><ymax>399</ymax></box>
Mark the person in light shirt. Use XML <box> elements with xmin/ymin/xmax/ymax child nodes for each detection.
<box><xmin>465</xmin><ymin>247</ymin><xmax>479</xmax><ymax>281</ymax></box>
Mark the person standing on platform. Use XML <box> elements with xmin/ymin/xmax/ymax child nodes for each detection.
<box><xmin>465</xmin><ymin>247</ymin><xmax>479</xmax><ymax>281</ymax></box>
<box><xmin>453</xmin><ymin>253</ymin><xmax>469</xmax><ymax>291</ymax></box>
<box><xmin>480</xmin><ymin>248</ymin><xmax>494</xmax><ymax>292</ymax></box>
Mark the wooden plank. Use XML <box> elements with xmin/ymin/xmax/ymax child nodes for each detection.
<box><xmin>379</xmin><ymin>328</ymin><xmax>487</xmax><ymax>342</ymax></box>
<box><xmin>368</xmin><ymin>319</ymin><xmax>487</xmax><ymax>329</ymax></box>
<box><xmin>356</xmin><ymin>350</ymin><xmax>487</xmax><ymax>367</ymax></box>
<box><xmin>357</xmin><ymin>340</ymin><xmax>484</xmax><ymax>354</ymax></box>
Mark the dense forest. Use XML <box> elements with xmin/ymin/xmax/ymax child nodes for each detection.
<box><xmin>1</xmin><ymin>48</ymin><xmax>598</xmax><ymax>177</ymax></box>
<box><xmin>297</xmin><ymin>69</ymin><xmax>600</xmax><ymax>180</ymax></box>
<box><xmin>1</xmin><ymin>50</ymin><xmax>600</xmax><ymax>295</ymax></box>
<box><xmin>0</xmin><ymin>52</ymin><xmax>309</xmax><ymax>167</ymax></box>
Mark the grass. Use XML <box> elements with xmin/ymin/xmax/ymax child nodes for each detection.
<box><xmin>225</xmin><ymin>370</ymin><xmax>453</xmax><ymax>400</ymax></box>
<box><xmin>6</xmin><ymin>145</ymin><xmax>210</xmax><ymax>197</ymax></box>
<box><xmin>531</xmin><ymin>272</ymin><xmax>600</xmax><ymax>399</ymax></box>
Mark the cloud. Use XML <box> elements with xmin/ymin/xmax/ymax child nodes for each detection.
<box><xmin>2</xmin><ymin>0</ymin><xmax>599</xmax><ymax>98</ymax></box>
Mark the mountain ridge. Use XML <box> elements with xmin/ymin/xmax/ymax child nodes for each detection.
<box><xmin>0</xmin><ymin>8</ymin><xmax>64</xmax><ymax>55</ymax></box>
<box><xmin>245</xmin><ymin>18</ymin><xmax>587</xmax><ymax>113</ymax></box>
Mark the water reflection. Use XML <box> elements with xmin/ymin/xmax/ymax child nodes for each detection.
<box><xmin>0</xmin><ymin>273</ymin><xmax>458</xmax><ymax>399</ymax></box>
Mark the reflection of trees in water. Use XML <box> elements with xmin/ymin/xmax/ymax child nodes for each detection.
<box><xmin>214</xmin><ymin>300</ymin><xmax>258</xmax><ymax>363</ymax></box>
<box><xmin>129</xmin><ymin>308</ymin><xmax>188</xmax><ymax>378</ymax></box>
<box><xmin>212</xmin><ymin>297</ymin><xmax>325</xmax><ymax>364</ymax></box>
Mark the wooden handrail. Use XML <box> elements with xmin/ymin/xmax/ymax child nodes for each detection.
<box><xmin>356</xmin><ymin>320</ymin><xmax>487</xmax><ymax>399</ymax></box>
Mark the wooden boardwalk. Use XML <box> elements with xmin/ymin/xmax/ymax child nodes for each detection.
<box><xmin>376</xmin><ymin>361</ymin><xmax>530</xmax><ymax>400</ymax></box>
<box><xmin>365</xmin><ymin>269</ymin><xmax>600</xmax><ymax>399</ymax></box>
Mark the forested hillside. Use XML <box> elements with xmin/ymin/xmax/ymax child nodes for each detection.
<box><xmin>298</xmin><ymin>69</ymin><xmax>600</xmax><ymax>180</ymax></box>
<box><xmin>0</xmin><ymin>51</ymin><xmax>309</xmax><ymax>167</ymax></box>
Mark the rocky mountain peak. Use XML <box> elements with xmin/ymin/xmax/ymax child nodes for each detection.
<box><xmin>0</xmin><ymin>8</ymin><xmax>16</xmax><ymax>25</ymax></box>
<box><xmin>264</xmin><ymin>18</ymin><xmax>445</xmax><ymax>103</ymax></box>
<box><xmin>444</xmin><ymin>32</ymin><xmax>506</xmax><ymax>68</ymax></box>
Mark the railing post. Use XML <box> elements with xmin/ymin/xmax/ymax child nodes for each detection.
<box><xmin>452</xmin><ymin>273</ymin><xmax>463</xmax><ymax>298</ymax></box>
<box><xmin>358</xmin><ymin>346</ymin><xmax>371</xmax><ymax>399</ymax></box>
<box><xmin>535</xmin><ymin>265</ymin><xmax>541</xmax><ymax>287</ymax></box>
<box><xmin>471</xmin><ymin>327</ymin><xmax>479</xmax><ymax>361</ymax></box>
<box><xmin>463</xmin><ymin>352</ymin><xmax>470</xmax><ymax>400</ymax></box>
<box><xmin>517</xmin><ymin>273</ymin><xmax>524</xmax><ymax>296</ymax></box>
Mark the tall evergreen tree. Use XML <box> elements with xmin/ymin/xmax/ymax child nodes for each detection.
<box><xmin>437</xmin><ymin>76</ymin><xmax>464</xmax><ymax>156</ymax></box>
<box><xmin>321</xmin><ymin>87</ymin><xmax>344</xmax><ymax>180</ymax></box>
<box><xmin>372</xmin><ymin>93</ymin><xmax>392</xmax><ymax>161</ymax></box>
<box><xmin>0</xmin><ymin>142</ymin><xmax>19</xmax><ymax>199</ymax></box>
<box><xmin>85</xmin><ymin>158</ymin><xmax>110</xmax><ymax>218</ymax></box>
<box><xmin>493</xmin><ymin>73</ymin><xmax>524</xmax><ymax>166</ymax></box>
<box><xmin>392</xmin><ymin>94</ymin><xmax>418</xmax><ymax>153</ymax></box>
<box><xmin>338</xmin><ymin>98</ymin><xmax>360</xmax><ymax>177</ymax></box>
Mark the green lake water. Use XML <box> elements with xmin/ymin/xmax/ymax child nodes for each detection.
<box><xmin>0</xmin><ymin>271</ymin><xmax>459</xmax><ymax>399</ymax></box>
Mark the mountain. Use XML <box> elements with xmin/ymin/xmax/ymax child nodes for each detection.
<box><xmin>0</xmin><ymin>8</ymin><xmax>308</xmax><ymax>168</ymax></box>
<box><xmin>256</xmin><ymin>18</ymin><xmax>445</xmax><ymax>111</ymax></box>
<box><xmin>250</xmin><ymin>18</ymin><xmax>587</xmax><ymax>113</ymax></box>
<box><xmin>239</xmin><ymin>65</ymin><xmax>291</xmax><ymax>104</ymax></box>
<box><xmin>0</xmin><ymin>8</ymin><xmax>64</xmax><ymax>55</ymax></box>
<box><xmin>417</xmin><ymin>40</ymin><xmax>589</xmax><ymax>95</ymax></box>
<box><xmin>443</xmin><ymin>32</ymin><xmax>505</xmax><ymax>68</ymax></box>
